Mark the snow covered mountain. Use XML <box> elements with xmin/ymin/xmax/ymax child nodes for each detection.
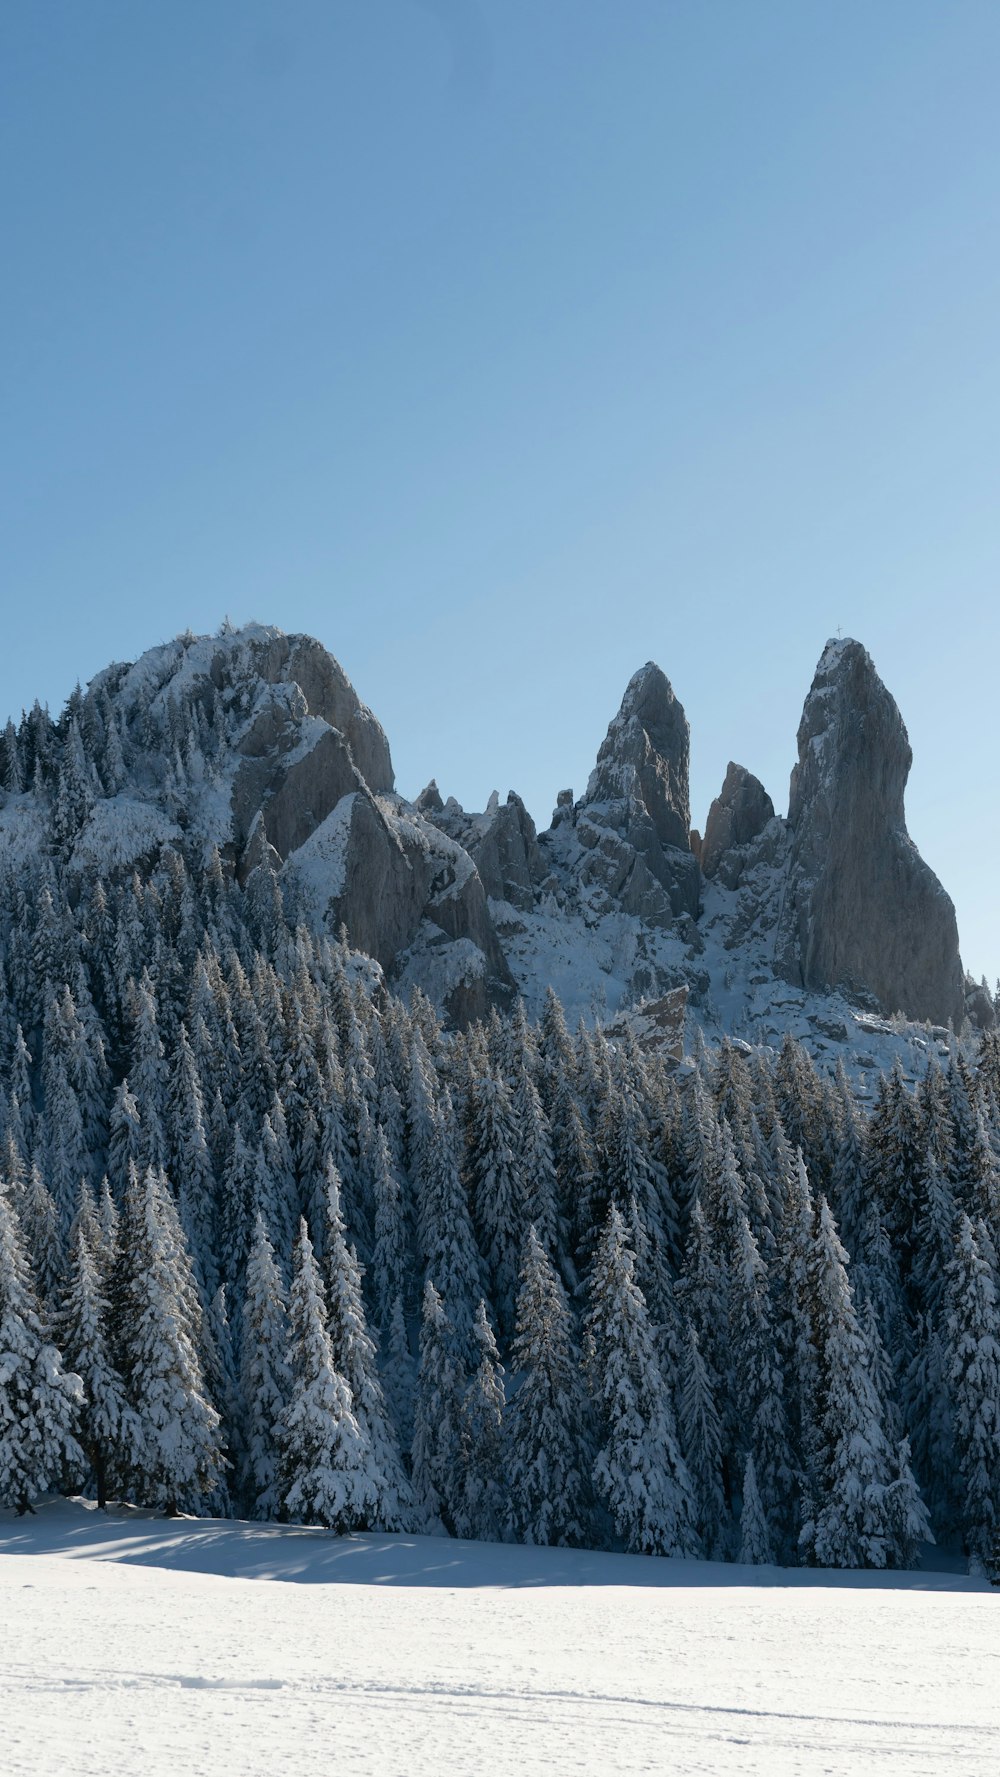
<box><xmin>1</xmin><ymin>621</ymin><xmax>983</xmax><ymax>1068</ymax></box>
<box><xmin>3</xmin><ymin>618</ymin><xmax>999</xmax><ymax>1575</ymax></box>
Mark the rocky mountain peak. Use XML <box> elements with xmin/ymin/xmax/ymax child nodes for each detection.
<box><xmin>585</xmin><ymin>660</ymin><xmax>691</xmax><ymax>851</ymax></box>
<box><xmin>565</xmin><ymin>661</ymin><xmax>700</xmax><ymax>923</ymax></box>
<box><xmin>86</xmin><ymin>624</ymin><xmax>514</xmax><ymax>1025</ymax></box>
<box><xmin>787</xmin><ymin>637</ymin><xmax>907</xmax><ymax>829</ymax></box>
<box><xmin>777</xmin><ymin>636</ymin><xmax>964</xmax><ymax>1028</ymax></box>
<box><xmin>1</xmin><ymin>619</ymin><xmax>977</xmax><ymax>1047</ymax></box>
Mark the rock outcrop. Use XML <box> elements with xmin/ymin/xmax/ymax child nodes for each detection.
<box><xmin>423</xmin><ymin>791</ymin><xmax>548</xmax><ymax>913</ymax></box>
<box><xmin>228</xmin><ymin>629</ymin><xmax>394</xmax><ymax>793</ymax></box>
<box><xmin>701</xmin><ymin>763</ymin><xmax>776</xmax><ymax>888</ymax></box>
<box><xmin>775</xmin><ymin>638</ymin><xmax>964</xmax><ymax>1029</ymax></box>
<box><xmin>233</xmin><ymin>652</ymin><xmax>516</xmax><ymax>1021</ymax></box>
<box><xmin>468</xmin><ymin>792</ymin><xmax>546</xmax><ymax>911</ymax></box>
<box><xmin>96</xmin><ymin>625</ymin><xmax>515</xmax><ymax>1024</ymax></box>
<box><xmin>70</xmin><ymin>622</ymin><xmax>974</xmax><ymax>1041</ymax></box>
<box><xmin>571</xmin><ymin>663</ymin><xmax>700</xmax><ymax>922</ymax></box>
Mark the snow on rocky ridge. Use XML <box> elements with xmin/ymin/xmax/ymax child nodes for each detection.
<box><xmin>0</xmin><ymin>622</ymin><xmax>985</xmax><ymax>1076</ymax></box>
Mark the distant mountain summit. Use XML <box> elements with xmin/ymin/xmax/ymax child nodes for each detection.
<box><xmin>0</xmin><ymin>622</ymin><xmax>979</xmax><ymax>1053</ymax></box>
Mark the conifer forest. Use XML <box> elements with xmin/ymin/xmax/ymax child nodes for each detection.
<box><xmin>1</xmin><ymin>688</ymin><xmax>999</xmax><ymax>1579</ymax></box>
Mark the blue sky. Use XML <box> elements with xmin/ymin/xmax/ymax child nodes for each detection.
<box><xmin>3</xmin><ymin>2</ymin><xmax>998</xmax><ymax>984</ymax></box>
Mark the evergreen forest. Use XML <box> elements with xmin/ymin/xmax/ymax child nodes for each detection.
<box><xmin>1</xmin><ymin>692</ymin><xmax>1000</xmax><ymax>1573</ymax></box>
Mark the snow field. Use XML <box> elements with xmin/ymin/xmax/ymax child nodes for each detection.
<box><xmin>2</xmin><ymin>1503</ymin><xmax>997</xmax><ymax>1777</ymax></box>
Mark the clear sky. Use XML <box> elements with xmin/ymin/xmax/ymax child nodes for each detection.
<box><xmin>3</xmin><ymin>2</ymin><xmax>998</xmax><ymax>986</ymax></box>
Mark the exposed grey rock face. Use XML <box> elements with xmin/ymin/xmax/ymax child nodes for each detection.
<box><xmin>468</xmin><ymin>793</ymin><xmax>545</xmax><ymax>911</ymax></box>
<box><xmin>586</xmin><ymin>662</ymin><xmax>691</xmax><ymax>847</ymax></box>
<box><xmin>414</xmin><ymin>779</ymin><xmax>445</xmax><ymax>814</ymax></box>
<box><xmin>417</xmin><ymin>790</ymin><xmax>547</xmax><ymax>915</ymax></box>
<box><xmin>236</xmin><ymin>811</ymin><xmax>282</xmax><ymax>886</ymax></box>
<box><xmin>147</xmin><ymin>625</ymin><xmax>515</xmax><ymax>1025</ymax></box>
<box><xmin>273</xmin><ymin>634</ymin><xmax>394</xmax><ymax>792</ymax></box>
<box><xmin>551</xmin><ymin>788</ymin><xmax>574</xmax><ymax>828</ymax></box>
<box><xmin>235</xmin><ymin>720</ymin><xmax>363</xmax><ymax>862</ymax></box>
<box><xmin>230</xmin><ymin>631</ymin><xmax>393</xmax><ymax>859</ymax></box>
<box><xmin>225</xmin><ymin>630</ymin><xmax>393</xmax><ymax>791</ymax></box>
<box><xmin>77</xmin><ymin>622</ymin><xmax>973</xmax><ymax>1041</ymax></box>
<box><xmin>701</xmin><ymin>763</ymin><xmax>775</xmax><ymax>887</ymax></box>
<box><xmin>573</xmin><ymin>663</ymin><xmax>700</xmax><ymax>921</ymax></box>
<box><xmin>341</xmin><ymin>799</ymin><xmax>515</xmax><ymax>1014</ymax></box>
<box><xmin>965</xmin><ymin>978</ymin><xmax>997</xmax><ymax>1031</ymax></box>
<box><xmin>776</xmin><ymin>638</ymin><xmax>964</xmax><ymax>1029</ymax></box>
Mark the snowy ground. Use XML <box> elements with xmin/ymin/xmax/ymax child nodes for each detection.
<box><xmin>2</xmin><ymin>1502</ymin><xmax>997</xmax><ymax>1777</ymax></box>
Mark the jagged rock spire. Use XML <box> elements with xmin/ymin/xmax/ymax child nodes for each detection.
<box><xmin>571</xmin><ymin>662</ymin><xmax>700</xmax><ymax>922</ymax></box>
<box><xmin>585</xmin><ymin>662</ymin><xmax>691</xmax><ymax>853</ymax></box>
<box><xmin>776</xmin><ymin>638</ymin><xmax>964</xmax><ymax>1028</ymax></box>
<box><xmin>702</xmin><ymin>763</ymin><xmax>775</xmax><ymax>885</ymax></box>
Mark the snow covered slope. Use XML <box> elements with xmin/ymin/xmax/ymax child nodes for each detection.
<box><xmin>2</xmin><ymin>1502</ymin><xmax>997</xmax><ymax>1777</ymax></box>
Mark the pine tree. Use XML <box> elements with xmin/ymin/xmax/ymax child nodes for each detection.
<box><xmin>738</xmin><ymin>1453</ymin><xmax>774</xmax><ymax>1565</ymax></box>
<box><xmin>167</xmin><ymin>1024</ymin><xmax>218</xmax><ymax>1293</ymax></box>
<box><xmin>19</xmin><ymin>1163</ymin><xmax>65</xmax><ymax>1309</ymax></box>
<box><xmin>726</xmin><ymin>1198</ymin><xmax>797</xmax><ymax>1556</ymax></box>
<box><xmin>511</xmin><ymin>1066</ymin><xmax>559</xmax><ymax>1257</ymax></box>
<box><xmin>774</xmin><ymin>1035</ymin><xmax>826</xmax><ymax>1185</ymax></box>
<box><xmin>943</xmin><ymin>1215</ymin><xmax>1000</xmax><ymax>1562</ymax></box>
<box><xmin>505</xmin><ymin>1228</ymin><xmax>590</xmax><ymax>1547</ymax></box>
<box><xmin>96</xmin><ymin>1176</ymin><xmax>119</xmax><ymax>1273</ymax></box>
<box><xmin>538</xmin><ymin>987</ymin><xmax>577</xmax><ymax>1119</ymax></box>
<box><xmin>238</xmin><ymin>1215</ymin><xmax>291</xmax><ymax>1518</ymax></box>
<box><xmin>108</xmin><ymin>1077</ymin><xmax>143</xmax><ymax>1195</ymax></box>
<box><xmin>827</xmin><ymin>1060</ymin><xmax>867</xmax><ymax>1260</ymax></box>
<box><xmin>911</xmin><ymin>1153</ymin><xmax>959</xmax><ymax>1323</ymax></box>
<box><xmin>678</xmin><ymin>1199</ymin><xmax>728</xmax><ymax>1418</ymax></box>
<box><xmin>554</xmin><ymin>1093</ymin><xmax>598</xmax><ymax>1264</ymax></box>
<box><xmin>201</xmin><ymin>1285</ymin><xmax>239</xmax><ymax>1516</ymax></box>
<box><xmin>467</xmin><ymin>1071</ymin><xmax>524</xmax><ymax>1338</ymax></box>
<box><xmin>43</xmin><ymin>1047</ymin><xmax>87</xmax><ymax>1229</ymax></box>
<box><xmin>367</xmin><ymin>1124</ymin><xmax>407</xmax><ymax>1330</ymax></box>
<box><xmin>44</xmin><ymin>982</ymin><xmax>107</xmax><ymax>1164</ymax></box>
<box><xmin>902</xmin><ymin>1312</ymin><xmax>954</xmax><ymax>1526</ymax></box>
<box><xmin>218</xmin><ymin>1125</ymin><xmax>255</xmax><ymax>1285</ymax></box>
<box><xmin>279</xmin><ymin>1219</ymin><xmax>376</xmax><ymax>1531</ymax></box>
<box><xmin>776</xmin><ymin>1150</ymin><xmax>819</xmax><ymax>1476</ymax></box>
<box><xmin>948</xmin><ymin>1058</ymin><xmax>991</xmax><ymax>1215</ymax></box>
<box><xmin>128</xmin><ymin>973</ymin><xmax>168</xmax><ymax>1172</ymax></box>
<box><xmin>260</xmin><ymin>1099</ymin><xmax>296</xmax><ymax>1258</ymax></box>
<box><xmin>321</xmin><ymin>1163</ymin><xmax>414</xmax><ymax>1531</ymax></box>
<box><xmin>800</xmin><ymin>1198</ymin><xmax>926</xmax><ymax>1569</ymax></box>
<box><xmin>50</xmin><ymin>714</ymin><xmax>95</xmax><ymax>849</ymax></box>
<box><xmin>404</xmin><ymin>1027</ymin><xmax>439</xmax><ymax>1189</ymax></box>
<box><xmin>2</xmin><ymin>716</ymin><xmax>23</xmax><ymax>794</ymax></box>
<box><xmin>419</xmin><ymin>1091</ymin><xmax>484</xmax><ymax>1336</ymax></box>
<box><xmin>116</xmin><ymin>1168</ymin><xmax>224</xmax><ymax>1514</ymax></box>
<box><xmin>10</xmin><ymin>1025</ymin><xmax>36</xmax><ymax>1156</ymax></box>
<box><xmin>884</xmin><ymin>1436</ymin><xmax>934</xmax><ymax>1569</ymax></box>
<box><xmin>866</xmin><ymin>1062</ymin><xmax>924</xmax><ymax>1284</ymax></box>
<box><xmin>60</xmin><ymin>1216</ymin><xmax>142</xmax><ymax>1509</ymax></box>
<box><xmin>677</xmin><ymin>1320</ymin><xmax>727</xmax><ymax>1557</ymax></box>
<box><xmin>584</xmin><ymin>1206</ymin><xmax>697</xmax><ymax>1557</ymax></box>
<box><xmin>380</xmin><ymin>1291</ymin><xmax>416</xmax><ymax>1457</ymax></box>
<box><xmin>411</xmin><ymin>1279</ymin><xmax>467</xmax><ymax>1533</ymax></box>
<box><xmin>0</xmin><ymin>1189</ymin><xmax>83</xmax><ymax>1512</ymax></box>
<box><xmin>455</xmin><ymin>1299</ymin><xmax>508</xmax><ymax>1543</ymax></box>
<box><xmin>598</xmin><ymin>1050</ymin><xmax>674</xmax><ymax>1269</ymax></box>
